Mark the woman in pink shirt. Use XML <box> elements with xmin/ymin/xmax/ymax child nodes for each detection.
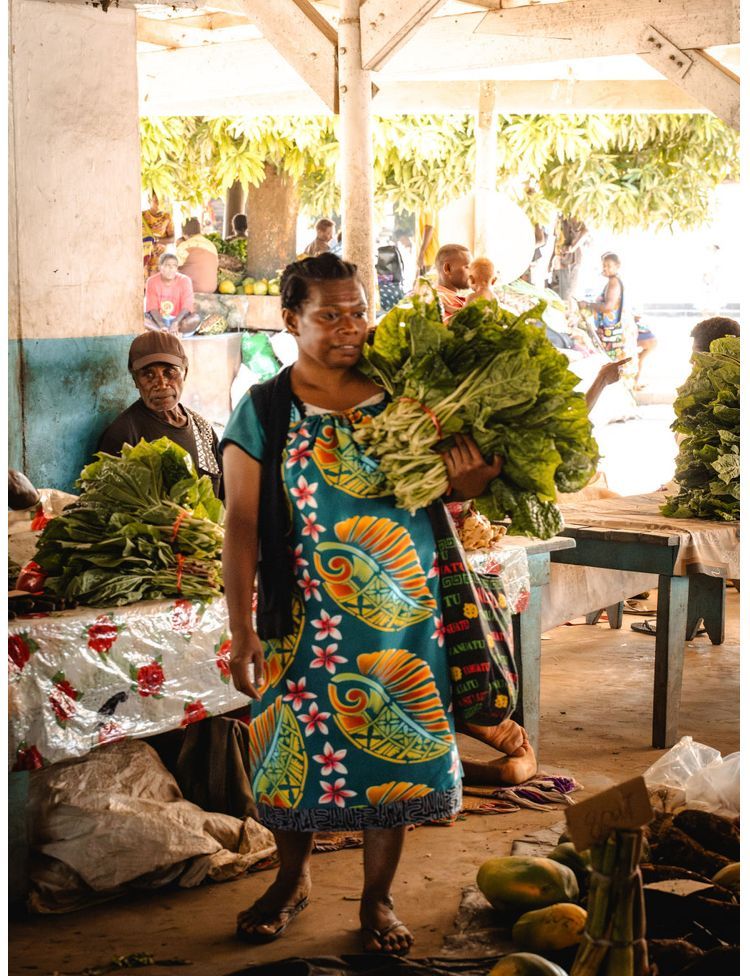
<box><xmin>144</xmin><ymin>253</ymin><xmax>200</xmax><ymax>334</ymax></box>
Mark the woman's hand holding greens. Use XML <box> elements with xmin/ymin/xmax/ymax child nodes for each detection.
<box><xmin>442</xmin><ymin>433</ymin><xmax>502</xmax><ymax>501</ymax></box>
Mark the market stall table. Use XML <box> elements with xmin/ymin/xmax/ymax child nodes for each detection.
<box><xmin>550</xmin><ymin>492</ymin><xmax>740</xmax><ymax>749</ymax></box>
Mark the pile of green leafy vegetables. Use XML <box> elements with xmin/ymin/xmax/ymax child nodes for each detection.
<box><xmin>661</xmin><ymin>335</ymin><xmax>740</xmax><ymax>521</ymax></box>
<box><xmin>355</xmin><ymin>289</ymin><xmax>599</xmax><ymax>538</ymax></box>
<box><xmin>35</xmin><ymin>438</ymin><xmax>224</xmax><ymax>607</ymax></box>
<box><xmin>205</xmin><ymin>232</ymin><xmax>247</xmax><ymax>264</ymax></box>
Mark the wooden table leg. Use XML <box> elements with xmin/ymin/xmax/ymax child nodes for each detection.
<box><xmin>512</xmin><ymin>576</ymin><xmax>544</xmax><ymax>753</ymax></box>
<box><xmin>687</xmin><ymin>574</ymin><xmax>726</xmax><ymax>645</ymax></box>
<box><xmin>652</xmin><ymin>574</ymin><xmax>690</xmax><ymax>748</ymax></box>
<box><xmin>605</xmin><ymin>601</ymin><xmax>624</xmax><ymax>629</ymax></box>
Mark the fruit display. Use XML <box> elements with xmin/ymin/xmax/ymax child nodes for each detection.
<box><xmin>511</xmin><ymin>904</ymin><xmax>587</xmax><ymax>952</ymax></box>
<box><xmin>217</xmin><ymin>272</ymin><xmax>281</xmax><ymax>297</ymax></box>
<box><xmin>476</xmin><ymin>856</ymin><xmax>579</xmax><ymax>914</ymax></box>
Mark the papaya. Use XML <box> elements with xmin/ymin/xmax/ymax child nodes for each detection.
<box><xmin>547</xmin><ymin>843</ymin><xmax>591</xmax><ymax>885</ymax></box>
<box><xmin>711</xmin><ymin>862</ymin><xmax>740</xmax><ymax>893</ymax></box>
<box><xmin>489</xmin><ymin>952</ymin><xmax>569</xmax><ymax>976</ymax></box>
<box><xmin>512</xmin><ymin>903</ymin><xmax>587</xmax><ymax>952</ymax></box>
<box><xmin>477</xmin><ymin>856</ymin><xmax>579</xmax><ymax>914</ymax></box>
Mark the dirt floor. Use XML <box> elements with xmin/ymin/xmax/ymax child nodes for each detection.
<box><xmin>8</xmin><ymin>587</ymin><xmax>740</xmax><ymax>976</ymax></box>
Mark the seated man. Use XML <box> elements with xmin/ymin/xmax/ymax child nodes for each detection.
<box><xmin>144</xmin><ymin>253</ymin><xmax>200</xmax><ymax>335</ymax></box>
<box><xmin>304</xmin><ymin>218</ymin><xmax>335</xmax><ymax>256</ymax></box>
<box><xmin>98</xmin><ymin>332</ymin><xmax>223</xmax><ymax>498</ymax></box>
<box><xmin>435</xmin><ymin>243</ymin><xmax>472</xmax><ymax>321</ymax></box>
<box><xmin>176</xmin><ymin>217</ymin><xmax>219</xmax><ymax>295</ymax></box>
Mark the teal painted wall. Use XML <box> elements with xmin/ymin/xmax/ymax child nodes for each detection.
<box><xmin>9</xmin><ymin>335</ymin><xmax>137</xmax><ymax>492</ymax></box>
<box><xmin>8</xmin><ymin>340</ymin><xmax>24</xmax><ymax>471</ymax></box>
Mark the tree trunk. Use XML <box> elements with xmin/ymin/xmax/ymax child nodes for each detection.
<box><xmin>245</xmin><ymin>164</ymin><xmax>299</xmax><ymax>278</ymax></box>
<box><xmin>224</xmin><ymin>180</ymin><xmax>245</xmax><ymax>237</ymax></box>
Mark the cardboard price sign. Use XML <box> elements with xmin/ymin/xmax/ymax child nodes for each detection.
<box><xmin>565</xmin><ymin>776</ymin><xmax>653</xmax><ymax>850</ymax></box>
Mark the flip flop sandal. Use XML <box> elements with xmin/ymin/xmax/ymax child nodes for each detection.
<box><xmin>361</xmin><ymin>920</ymin><xmax>413</xmax><ymax>956</ymax></box>
<box><xmin>236</xmin><ymin>895</ymin><xmax>309</xmax><ymax>944</ymax></box>
<box><xmin>631</xmin><ymin>619</ymin><xmax>707</xmax><ymax>637</ymax></box>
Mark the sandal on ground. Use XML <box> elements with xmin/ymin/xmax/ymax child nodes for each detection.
<box><xmin>631</xmin><ymin>619</ymin><xmax>706</xmax><ymax>637</ymax></box>
<box><xmin>236</xmin><ymin>895</ymin><xmax>309</xmax><ymax>944</ymax></box>
<box><xmin>361</xmin><ymin>920</ymin><xmax>413</xmax><ymax>956</ymax></box>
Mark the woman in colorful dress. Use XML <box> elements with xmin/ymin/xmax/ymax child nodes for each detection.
<box><xmin>579</xmin><ymin>252</ymin><xmax>626</xmax><ymax>359</ymax></box>
<box><xmin>221</xmin><ymin>253</ymin><xmax>517</xmax><ymax>955</ymax></box>
<box><xmin>142</xmin><ymin>192</ymin><xmax>175</xmax><ymax>283</ymax></box>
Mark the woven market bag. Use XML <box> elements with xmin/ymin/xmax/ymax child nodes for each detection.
<box><xmin>427</xmin><ymin>503</ymin><xmax>518</xmax><ymax>729</ymax></box>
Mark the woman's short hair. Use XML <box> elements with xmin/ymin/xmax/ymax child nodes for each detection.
<box><xmin>691</xmin><ymin>316</ymin><xmax>740</xmax><ymax>352</ymax></box>
<box><xmin>232</xmin><ymin>214</ymin><xmax>248</xmax><ymax>233</ymax></box>
<box><xmin>158</xmin><ymin>252</ymin><xmax>179</xmax><ymax>268</ymax></box>
<box><xmin>280</xmin><ymin>253</ymin><xmax>360</xmax><ymax>311</ymax></box>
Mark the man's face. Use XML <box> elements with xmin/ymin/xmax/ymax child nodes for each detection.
<box><xmin>133</xmin><ymin>362</ymin><xmax>186</xmax><ymax>414</ymax></box>
<box><xmin>317</xmin><ymin>225</ymin><xmax>334</xmax><ymax>244</ymax></box>
<box><xmin>444</xmin><ymin>250</ymin><xmax>472</xmax><ymax>290</ymax></box>
<box><xmin>602</xmin><ymin>258</ymin><xmax>619</xmax><ymax>277</ymax></box>
<box><xmin>160</xmin><ymin>258</ymin><xmax>179</xmax><ymax>282</ymax></box>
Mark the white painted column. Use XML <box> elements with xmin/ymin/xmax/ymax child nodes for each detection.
<box><xmin>474</xmin><ymin>81</ymin><xmax>498</xmax><ymax>257</ymax></box>
<box><xmin>338</xmin><ymin>0</ymin><xmax>377</xmax><ymax>320</ymax></box>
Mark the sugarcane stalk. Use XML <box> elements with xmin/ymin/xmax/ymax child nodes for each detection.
<box><xmin>571</xmin><ymin>835</ymin><xmax>618</xmax><ymax>976</ymax></box>
<box><xmin>603</xmin><ymin>831</ymin><xmax>639</xmax><ymax>976</ymax></box>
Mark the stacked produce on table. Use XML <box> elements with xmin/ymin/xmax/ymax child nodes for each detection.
<box><xmin>475</xmin><ymin>809</ymin><xmax>739</xmax><ymax>975</ymax></box>
<box><xmin>34</xmin><ymin>439</ymin><xmax>224</xmax><ymax>607</ymax></box>
<box><xmin>661</xmin><ymin>335</ymin><xmax>739</xmax><ymax>522</ymax></box>
<box><xmin>354</xmin><ymin>289</ymin><xmax>599</xmax><ymax>538</ymax></box>
<box><xmin>217</xmin><ymin>272</ymin><xmax>281</xmax><ymax>296</ymax></box>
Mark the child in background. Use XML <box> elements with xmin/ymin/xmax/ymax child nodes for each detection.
<box><xmin>467</xmin><ymin>257</ymin><xmax>497</xmax><ymax>302</ymax></box>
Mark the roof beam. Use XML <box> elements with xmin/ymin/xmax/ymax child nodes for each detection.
<box><xmin>639</xmin><ymin>28</ymin><xmax>739</xmax><ymax>129</ymax></box>
<box><xmin>137</xmin><ymin>14</ymin><xmax>259</xmax><ymax>48</ymax></box>
<box><xmin>360</xmin><ymin>0</ymin><xmax>444</xmax><ymax>70</ymax></box>
<box><xmin>385</xmin><ymin>0</ymin><xmax>739</xmax><ymax>74</ymax></box>
<box><xmin>230</xmin><ymin>0</ymin><xmax>338</xmax><ymax>111</ymax></box>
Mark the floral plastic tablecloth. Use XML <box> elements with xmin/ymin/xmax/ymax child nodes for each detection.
<box><xmin>8</xmin><ymin>546</ymin><xmax>529</xmax><ymax>773</ymax></box>
<box><xmin>8</xmin><ymin>597</ymin><xmax>247</xmax><ymax>771</ymax></box>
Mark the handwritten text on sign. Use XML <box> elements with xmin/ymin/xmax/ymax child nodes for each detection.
<box><xmin>565</xmin><ymin>776</ymin><xmax>653</xmax><ymax>851</ymax></box>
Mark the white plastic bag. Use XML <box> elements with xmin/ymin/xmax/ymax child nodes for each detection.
<box><xmin>643</xmin><ymin>736</ymin><xmax>739</xmax><ymax>817</ymax></box>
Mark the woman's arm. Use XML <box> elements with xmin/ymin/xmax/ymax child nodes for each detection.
<box><xmin>222</xmin><ymin>444</ymin><xmax>265</xmax><ymax>700</ymax></box>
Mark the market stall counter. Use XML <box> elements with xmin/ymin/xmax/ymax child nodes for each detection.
<box><xmin>550</xmin><ymin>491</ymin><xmax>740</xmax><ymax>749</ymax></box>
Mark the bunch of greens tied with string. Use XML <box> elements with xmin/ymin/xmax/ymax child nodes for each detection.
<box><xmin>34</xmin><ymin>438</ymin><xmax>224</xmax><ymax>607</ymax></box>
<box><xmin>661</xmin><ymin>335</ymin><xmax>740</xmax><ymax>521</ymax></box>
<box><xmin>353</xmin><ymin>289</ymin><xmax>599</xmax><ymax>538</ymax></box>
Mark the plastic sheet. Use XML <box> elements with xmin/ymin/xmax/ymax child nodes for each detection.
<box><xmin>643</xmin><ymin>735</ymin><xmax>740</xmax><ymax>817</ymax></box>
<box><xmin>8</xmin><ymin>596</ymin><xmax>248</xmax><ymax>771</ymax></box>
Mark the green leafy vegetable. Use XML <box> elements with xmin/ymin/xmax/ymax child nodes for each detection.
<box><xmin>355</xmin><ymin>288</ymin><xmax>599</xmax><ymax>538</ymax></box>
<box><xmin>662</xmin><ymin>336</ymin><xmax>740</xmax><ymax>521</ymax></box>
<box><xmin>35</xmin><ymin>438</ymin><xmax>224</xmax><ymax>606</ymax></box>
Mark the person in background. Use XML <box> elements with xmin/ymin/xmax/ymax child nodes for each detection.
<box><xmin>395</xmin><ymin>232</ymin><xmax>416</xmax><ymax>286</ymax></box>
<box><xmin>142</xmin><ymin>192</ymin><xmax>175</xmax><ymax>283</ymax></box>
<box><xmin>690</xmin><ymin>316</ymin><xmax>740</xmax><ymax>354</ymax></box>
<box><xmin>416</xmin><ymin>209</ymin><xmax>439</xmax><ymax>279</ymax></box>
<box><xmin>145</xmin><ymin>253</ymin><xmax>200</xmax><ymax>335</ymax></box>
<box><xmin>329</xmin><ymin>229</ymin><xmax>344</xmax><ymax>257</ymax></box>
<box><xmin>304</xmin><ymin>218</ymin><xmax>335</xmax><ymax>257</ymax></box>
<box><xmin>435</xmin><ymin>244</ymin><xmax>472</xmax><ymax>321</ymax></box>
<box><xmin>549</xmin><ymin>216</ymin><xmax>589</xmax><ymax>301</ymax></box>
<box><xmin>466</xmin><ymin>257</ymin><xmax>497</xmax><ymax>303</ymax></box>
<box><xmin>176</xmin><ymin>217</ymin><xmax>219</xmax><ymax>295</ymax></box>
<box><xmin>578</xmin><ymin>252</ymin><xmax>628</xmax><ymax>361</ymax></box>
<box><xmin>98</xmin><ymin>332</ymin><xmax>222</xmax><ymax>498</ymax></box>
<box><xmin>226</xmin><ymin>214</ymin><xmax>248</xmax><ymax>242</ymax></box>
<box><xmin>633</xmin><ymin>309</ymin><xmax>658</xmax><ymax>390</ymax></box>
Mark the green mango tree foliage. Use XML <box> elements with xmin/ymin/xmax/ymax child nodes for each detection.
<box><xmin>140</xmin><ymin>113</ymin><xmax>737</xmax><ymax>231</ymax></box>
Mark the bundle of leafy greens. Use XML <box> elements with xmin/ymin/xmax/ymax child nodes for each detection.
<box><xmin>35</xmin><ymin>438</ymin><xmax>224</xmax><ymax>606</ymax></box>
<box><xmin>661</xmin><ymin>335</ymin><xmax>740</xmax><ymax>521</ymax></box>
<box><xmin>355</xmin><ymin>290</ymin><xmax>599</xmax><ymax>538</ymax></box>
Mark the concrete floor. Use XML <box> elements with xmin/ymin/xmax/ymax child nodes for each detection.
<box><xmin>10</xmin><ymin>589</ymin><xmax>740</xmax><ymax>976</ymax></box>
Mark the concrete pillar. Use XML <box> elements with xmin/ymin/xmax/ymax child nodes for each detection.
<box><xmin>8</xmin><ymin>0</ymin><xmax>143</xmax><ymax>491</ymax></box>
<box><xmin>338</xmin><ymin>0</ymin><xmax>377</xmax><ymax>320</ymax></box>
<box><xmin>474</xmin><ymin>81</ymin><xmax>498</xmax><ymax>257</ymax></box>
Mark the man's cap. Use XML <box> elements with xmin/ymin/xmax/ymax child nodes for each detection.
<box><xmin>129</xmin><ymin>332</ymin><xmax>188</xmax><ymax>372</ymax></box>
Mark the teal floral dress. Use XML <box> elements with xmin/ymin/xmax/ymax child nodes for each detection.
<box><xmin>221</xmin><ymin>393</ymin><xmax>462</xmax><ymax>832</ymax></box>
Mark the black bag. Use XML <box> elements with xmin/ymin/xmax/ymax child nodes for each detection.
<box><xmin>427</xmin><ymin>504</ymin><xmax>518</xmax><ymax>728</ymax></box>
<box><xmin>375</xmin><ymin>244</ymin><xmax>405</xmax><ymax>285</ymax></box>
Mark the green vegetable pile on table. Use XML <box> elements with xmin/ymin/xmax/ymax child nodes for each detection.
<box><xmin>35</xmin><ymin>438</ymin><xmax>224</xmax><ymax>607</ymax></box>
<box><xmin>355</xmin><ymin>289</ymin><xmax>599</xmax><ymax>538</ymax></box>
<box><xmin>662</xmin><ymin>335</ymin><xmax>740</xmax><ymax>522</ymax></box>
<box><xmin>205</xmin><ymin>232</ymin><xmax>247</xmax><ymax>264</ymax></box>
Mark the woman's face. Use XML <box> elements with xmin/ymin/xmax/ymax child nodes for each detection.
<box><xmin>602</xmin><ymin>258</ymin><xmax>619</xmax><ymax>277</ymax></box>
<box><xmin>284</xmin><ymin>278</ymin><xmax>369</xmax><ymax>370</ymax></box>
